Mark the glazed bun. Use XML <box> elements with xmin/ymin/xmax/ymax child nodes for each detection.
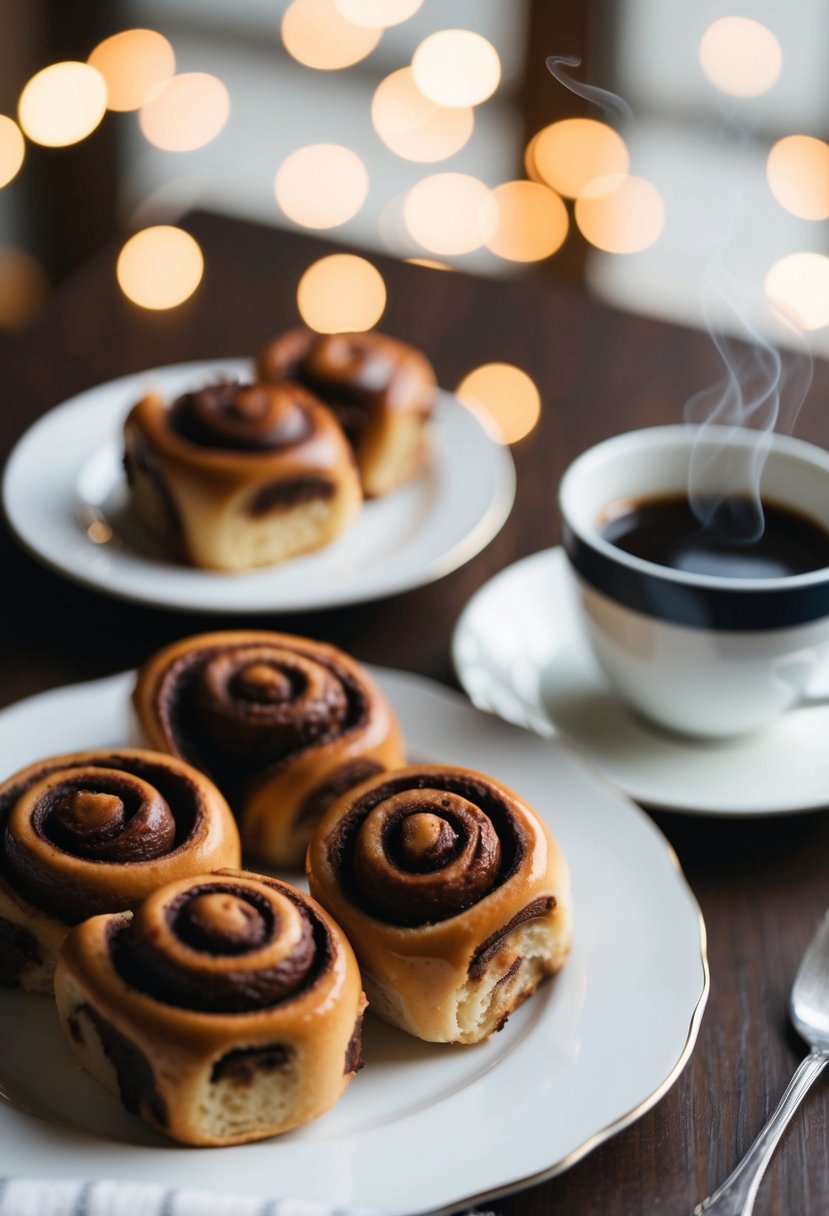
<box><xmin>257</xmin><ymin>328</ymin><xmax>435</xmax><ymax>497</ymax></box>
<box><xmin>55</xmin><ymin>869</ymin><xmax>366</xmax><ymax>1145</ymax></box>
<box><xmin>307</xmin><ymin>764</ymin><xmax>572</xmax><ymax>1043</ymax></box>
<box><xmin>0</xmin><ymin>749</ymin><xmax>240</xmax><ymax>992</ymax></box>
<box><xmin>132</xmin><ymin>630</ymin><xmax>405</xmax><ymax>869</ymax></box>
<box><xmin>123</xmin><ymin>379</ymin><xmax>362</xmax><ymax>570</ymax></box>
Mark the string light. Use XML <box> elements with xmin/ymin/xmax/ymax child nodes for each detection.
<box><xmin>527</xmin><ymin>119</ymin><xmax>629</xmax><ymax>199</ymax></box>
<box><xmin>485</xmin><ymin>181</ymin><xmax>568</xmax><ymax>262</ymax></box>
<box><xmin>699</xmin><ymin>17</ymin><xmax>782</xmax><ymax>97</ymax></box>
<box><xmin>0</xmin><ymin>117</ymin><xmax>25</xmax><ymax>188</ymax></box>
<box><xmin>297</xmin><ymin>254</ymin><xmax>386</xmax><ymax>332</ymax></box>
<box><xmin>18</xmin><ymin>62</ymin><xmax>107</xmax><ymax>147</ymax></box>
<box><xmin>767</xmin><ymin>135</ymin><xmax>829</xmax><ymax>221</ymax></box>
<box><xmin>139</xmin><ymin>73</ymin><xmax>229</xmax><ymax>152</ymax></box>
<box><xmin>88</xmin><ymin>29</ymin><xmax>175</xmax><ymax>112</ymax></box>
<box><xmin>456</xmin><ymin>364</ymin><xmax>541</xmax><ymax>444</ymax></box>
<box><xmin>335</xmin><ymin>0</ymin><xmax>423</xmax><ymax>28</ymax></box>
<box><xmin>275</xmin><ymin>144</ymin><xmax>369</xmax><ymax>228</ymax></box>
<box><xmin>411</xmin><ymin>30</ymin><xmax>501</xmax><ymax>108</ymax></box>
<box><xmin>403</xmin><ymin>173</ymin><xmax>496</xmax><ymax>255</ymax></box>
<box><xmin>575</xmin><ymin>175</ymin><xmax>665</xmax><ymax>254</ymax></box>
<box><xmin>765</xmin><ymin>253</ymin><xmax>829</xmax><ymax>330</ymax></box>
<box><xmin>117</xmin><ymin>227</ymin><xmax>204</xmax><ymax>310</ymax></box>
<box><xmin>281</xmin><ymin>0</ymin><xmax>381</xmax><ymax>70</ymax></box>
<box><xmin>372</xmin><ymin>68</ymin><xmax>473</xmax><ymax>163</ymax></box>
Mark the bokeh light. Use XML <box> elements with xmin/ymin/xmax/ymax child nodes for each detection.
<box><xmin>297</xmin><ymin>254</ymin><xmax>386</xmax><ymax>332</ymax></box>
<box><xmin>139</xmin><ymin>73</ymin><xmax>229</xmax><ymax>152</ymax></box>
<box><xmin>575</xmin><ymin>175</ymin><xmax>665</xmax><ymax>254</ymax></box>
<box><xmin>18</xmin><ymin>62</ymin><xmax>107</xmax><ymax>148</ymax></box>
<box><xmin>767</xmin><ymin>135</ymin><xmax>829</xmax><ymax>221</ymax></box>
<box><xmin>0</xmin><ymin>249</ymin><xmax>49</xmax><ymax>330</ymax></box>
<box><xmin>765</xmin><ymin>253</ymin><xmax>829</xmax><ymax>330</ymax></box>
<box><xmin>456</xmin><ymin>363</ymin><xmax>541</xmax><ymax>445</ymax></box>
<box><xmin>88</xmin><ymin>29</ymin><xmax>175</xmax><ymax>112</ymax></box>
<box><xmin>282</xmin><ymin>0</ymin><xmax>381</xmax><ymax>70</ymax></box>
<box><xmin>0</xmin><ymin>117</ymin><xmax>25</xmax><ymax>189</ymax></box>
<box><xmin>275</xmin><ymin>144</ymin><xmax>368</xmax><ymax>228</ymax></box>
<box><xmin>699</xmin><ymin>17</ymin><xmax>782</xmax><ymax>98</ymax></box>
<box><xmin>372</xmin><ymin>68</ymin><xmax>473</xmax><ymax>163</ymax></box>
<box><xmin>404</xmin><ymin>173</ymin><xmax>496</xmax><ymax>255</ymax></box>
<box><xmin>527</xmin><ymin>119</ymin><xmax>629</xmax><ymax>199</ymax></box>
<box><xmin>411</xmin><ymin>30</ymin><xmax>501</xmax><ymax>108</ymax></box>
<box><xmin>116</xmin><ymin>227</ymin><xmax>204</xmax><ymax>310</ymax></box>
<box><xmin>486</xmin><ymin>181</ymin><xmax>568</xmax><ymax>262</ymax></box>
<box><xmin>335</xmin><ymin>0</ymin><xmax>423</xmax><ymax>28</ymax></box>
<box><xmin>406</xmin><ymin>257</ymin><xmax>452</xmax><ymax>270</ymax></box>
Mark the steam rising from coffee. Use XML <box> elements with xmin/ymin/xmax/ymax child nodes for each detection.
<box><xmin>546</xmin><ymin>52</ymin><xmax>814</xmax><ymax>548</ymax></box>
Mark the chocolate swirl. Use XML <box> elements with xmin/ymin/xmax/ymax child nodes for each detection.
<box><xmin>170</xmin><ymin>381</ymin><xmax>313</xmax><ymax>452</ymax></box>
<box><xmin>0</xmin><ymin>752</ymin><xmax>239</xmax><ymax>925</ymax></box>
<box><xmin>113</xmin><ymin>874</ymin><xmax>331</xmax><ymax>1014</ymax></box>
<box><xmin>154</xmin><ymin>639</ymin><xmax>368</xmax><ymax>798</ymax></box>
<box><xmin>328</xmin><ymin>771</ymin><xmax>527</xmax><ymax>927</ymax></box>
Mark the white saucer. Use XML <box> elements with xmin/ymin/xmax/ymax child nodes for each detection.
<box><xmin>0</xmin><ymin>668</ymin><xmax>706</xmax><ymax>1215</ymax></box>
<box><xmin>453</xmin><ymin>547</ymin><xmax>829</xmax><ymax>817</ymax></box>
<box><xmin>2</xmin><ymin>359</ymin><xmax>515</xmax><ymax>614</ymax></box>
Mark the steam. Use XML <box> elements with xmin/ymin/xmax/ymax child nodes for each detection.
<box><xmin>545</xmin><ymin>55</ymin><xmax>633</xmax><ymax>122</ymax></box>
<box><xmin>685</xmin><ymin>215</ymin><xmax>813</xmax><ymax>543</ymax></box>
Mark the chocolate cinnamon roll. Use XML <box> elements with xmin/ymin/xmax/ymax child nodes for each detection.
<box><xmin>54</xmin><ymin>869</ymin><xmax>366</xmax><ymax>1145</ymax></box>
<box><xmin>257</xmin><ymin>329</ymin><xmax>435</xmax><ymax>497</ymax></box>
<box><xmin>0</xmin><ymin>750</ymin><xmax>240</xmax><ymax>993</ymax></box>
<box><xmin>132</xmin><ymin>631</ymin><xmax>405</xmax><ymax>869</ymax></box>
<box><xmin>307</xmin><ymin>765</ymin><xmax>572</xmax><ymax>1043</ymax></box>
<box><xmin>123</xmin><ymin>378</ymin><xmax>362</xmax><ymax>570</ymax></box>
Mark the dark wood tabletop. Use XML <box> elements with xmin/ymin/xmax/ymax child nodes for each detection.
<box><xmin>2</xmin><ymin>211</ymin><xmax>829</xmax><ymax>1216</ymax></box>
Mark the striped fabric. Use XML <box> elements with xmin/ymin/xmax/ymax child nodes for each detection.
<box><xmin>0</xmin><ymin>1179</ymin><xmax>494</xmax><ymax>1216</ymax></box>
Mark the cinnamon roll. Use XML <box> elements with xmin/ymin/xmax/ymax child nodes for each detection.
<box><xmin>54</xmin><ymin>870</ymin><xmax>366</xmax><ymax>1146</ymax></box>
<box><xmin>123</xmin><ymin>378</ymin><xmax>362</xmax><ymax>570</ymax></box>
<box><xmin>0</xmin><ymin>750</ymin><xmax>240</xmax><ymax>993</ymax></box>
<box><xmin>307</xmin><ymin>765</ymin><xmax>572</xmax><ymax>1043</ymax></box>
<box><xmin>257</xmin><ymin>329</ymin><xmax>435</xmax><ymax>497</ymax></box>
<box><xmin>132</xmin><ymin>631</ymin><xmax>405</xmax><ymax>869</ymax></box>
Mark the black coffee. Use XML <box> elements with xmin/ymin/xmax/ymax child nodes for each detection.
<box><xmin>600</xmin><ymin>495</ymin><xmax>829</xmax><ymax>579</ymax></box>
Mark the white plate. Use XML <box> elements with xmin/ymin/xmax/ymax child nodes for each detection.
<box><xmin>1</xmin><ymin>359</ymin><xmax>515</xmax><ymax>613</ymax></box>
<box><xmin>0</xmin><ymin>668</ymin><xmax>707</xmax><ymax>1215</ymax></box>
<box><xmin>453</xmin><ymin>546</ymin><xmax>829</xmax><ymax>817</ymax></box>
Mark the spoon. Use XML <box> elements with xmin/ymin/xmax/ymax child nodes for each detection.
<box><xmin>694</xmin><ymin>910</ymin><xmax>829</xmax><ymax>1215</ymax></box>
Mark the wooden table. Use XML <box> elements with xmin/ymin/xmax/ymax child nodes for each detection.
<box><xmin>2</xmin><ymin>212</ymin><xmax>829</xmax><ymax>1216</ymax></box>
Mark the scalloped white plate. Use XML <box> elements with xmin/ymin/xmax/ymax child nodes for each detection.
<box><xmin>2</xmin><ymin>359</ymin><xmax>515</xmax><ymax>613</ymax></box>
<box><xmin>0</xmin><ymin>668</ymin><xmax>707</xmax><ymax>1215</ymax></box>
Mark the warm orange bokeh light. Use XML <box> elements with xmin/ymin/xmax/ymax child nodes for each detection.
<box><xmin>699</xmin><ymin>17</ymin><xmax>782</xmax><ymax>98</ymax></box>
<box><xmin>282</xmin><ymin>0</ymin><xmax>381</xmax><ymax>70</ymax></box>
<box><xmin>335</xmin><ymin>0</ymin><xmax>423</xmax><ymax>28</ymax></box>
<box><xmin>88</xmin><ymin>29</ymin><xmax>175</xmax><ymax>112</ymax></box>
<box><xmin>767</xmin><ymin>135</ymin><xmax>829</xmax><ymax>221</ymax></box>
<box><xmin>456</xmin><ymin>364</ymin><xmax>541</xmax><ymax>445</ymax></box>
<box><xmin>527</xmin><ymin>119</ymin><xmax>629</xmax><ymax>200</ymax></box>
<box><xmin>765</xmin><ymin>253</ymin><xmax>829</xmax><ymax>331</ymax></box>
<box><xmin>371</xmin><ymin>68</ymin><xmax>473</xmax><ymax>163</ymax></box>
<box><xmin>0</xmin><ymin>117</ymin><xmax>25</xmax><ymax>189</ymax></box>
<box><xmin>275</xmin><ymin>144</ymin><xmax>368</xmax><ymax>229</ymax></box>
<box><xmin>117</xmin><ymin>227</ymin><xmax>204</xmax><ymax>310</ymax></box>
<box><xmin>411</xmin><ymin>30</ymin><xmax>501</xmax><ymax>108</ymax></box>
<box><xmin>0</xmin><ymin>249</ymin><xmax>49</xmax><ymax>330</ymax></box>
<box><xmin>575</xmin><ymin>175</ymin><xmax>665</xmax><ymax>254</ymax></box>
<box><xmin>404</xmin><ymin>173</ymin><xmax>496</xmax><ymax>255</ymax></box>
<box><xmin>18</xmin><ymin>62</ymin><xmax>107</xmax><ymax>148</ymax></box>
<box><xmin>486</xmin><ymin>181</ymin><xmax>568</xmax><ymax>262</ymax></box>
<box><xmin>297</xmin><ymin>254</ymin><xmax>386</xmax><ymax>332</ymax></box>
<box><xmin>139</xmin><ymin>73</ymin><xmax>229</xmax><ymax>152</ymax></box>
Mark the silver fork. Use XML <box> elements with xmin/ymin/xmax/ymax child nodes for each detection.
<box><xmin>694</xmin><ymin>910</ymin><xmax>829</xmax><ymax>1216</ymax></box>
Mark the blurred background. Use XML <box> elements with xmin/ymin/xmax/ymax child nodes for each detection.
<box><xmin>1</xmin><ymin>0</ymin><xmax>828</xmax><ymax>410</ymax></box>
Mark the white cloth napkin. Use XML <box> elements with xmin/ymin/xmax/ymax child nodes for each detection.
<box><xmin>0</xmin><ymin>1179</ymin><xmax>494</xmax><ymax>1216</ymax></box>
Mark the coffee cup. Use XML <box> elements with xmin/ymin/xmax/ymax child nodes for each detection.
<box><xmin>558</xmin><ymin>425</ymin><xmax>829</xmax><ymax>738</ymax></box>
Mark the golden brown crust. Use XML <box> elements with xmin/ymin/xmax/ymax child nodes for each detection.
<box><xmin>123</xmin><ymin>379</ymin><xmax>362</xmax><ymax>570</ymax></box>
<box><xmin>257</xmin><ymin>329</ymin><xmax>436</xmax><ymax>497</ymax></box>
<box><xmin>0</xmin><ymin>749</ymin><xmax>240</xmax><ymax>992</ymax></box>
<box><xmin>54</xmin><ymin>869</ymin><xmax>366</xmax><ymax>1145</ymax></box>
<box><xmin>307</xmin><ymin>764</ymin><xmax>573</xmax><ymax>1043</ymax></box>
<box><xmin>132</xmin><ymin>631</ymin><xmax>405</xmax><ymax>869</ymax></box>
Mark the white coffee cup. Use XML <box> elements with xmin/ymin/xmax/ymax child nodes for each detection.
<box><xmin>558</xmin><ymin>425</ymin><xmax>829</xmax><ymax>738</ymax></box>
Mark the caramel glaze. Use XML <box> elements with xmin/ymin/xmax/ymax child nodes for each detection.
<box><xmin>170</xmin><ymin>382</ymin><xmax>313</xmax><ymax>452</ymax></box>
<box><xmin>134</xmin><ymin>632</ymin><xmax>406</xmax><ymax>869</ymax></box>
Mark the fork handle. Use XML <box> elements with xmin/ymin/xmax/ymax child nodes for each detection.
<box><xmin>694</xmin><ymin>1049</ymin><xmax>829</xmax><ymax>1216</ymax></box>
